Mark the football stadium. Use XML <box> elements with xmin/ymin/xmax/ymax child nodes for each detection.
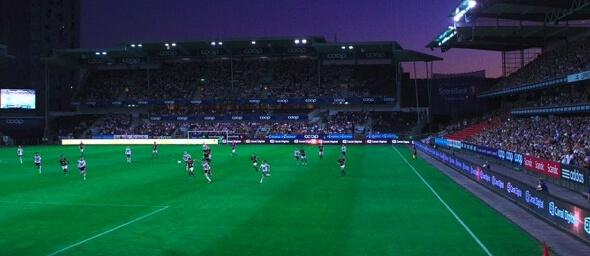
<box><xmin>2</xmin><ymin>0</ymin><xmax>590</xmax><ymax>255</ymax></box>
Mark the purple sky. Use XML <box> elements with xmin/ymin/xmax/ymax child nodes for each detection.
<box><xmin>81</xmin><ymin>0</ymin><xmax>501</xmax><ymax>78</ymax></box>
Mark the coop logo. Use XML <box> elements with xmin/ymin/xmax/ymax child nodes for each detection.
<box><xmin>286</xmin><ymin>47</ymin><xmax>307</xmax><ymax>54</ymax></box>
<box><xmin>326</xmin><ymin>53</ymin><xmax>348</xmax><ymax>59</ymax></box>
<box><xmin>498</xmin><ymin>150</ymin><xmax>505</xmax><ymax>160</ymax></box>
<box><xmin>176</xmin><ymin>116</ymin><xmax>188</xmax><ymax>121</ymax></box>
<box><xmin>259</xmin><ymin>116</ymin><xmax>271</xmax><ymax>120</ymax></box>
<box><xmin>585</xmin><ymin>217</ymin><xmax>590</xmax><ymax>234</ymax></box>
<box><xmin>362</xmin><ymin>97</ymin><xmax>375</xmax><ymax>102</ymax></box>
<box><xmin>249</xmin><ymin>99</ymin><xmax>261</xmax><ymax>104</ymax></box>
<box><xmin>304</xmin><ymin>135</ymin><xmax>319</xmax><ymax>139</ymax></box>
<box><xmin>243</xmin><ymin>48</ymin><xmax>263</xmax><ymax>55</ymax></box>
<box><xmin>287</xmin><ymin>115</ymin><xmax>300</xmax><ymax>120</ymax></box>
<box><xmin>149</xmin><ymin>116</ymin><xmax>161</xmax><ymax>121</ymax></box>
<box><xmin>383</xmin><ymin>97</ymin><xmax>395</xmax><ymax>102</ymax></box>
<box><xmin>5</xmin><ymin>119</ymin><xmax>24</xmax><ymax>125</ymax></box>
<box><xmin>276</xmin><ymin>99</ymin><xmax>289</xmax><ymax>103</ymax></box>
<box><xmin>121</xmin><ymin>58</ymin><xmax>141</xmax><ymax>65</ymax></box>
<box><xmin>190</xmin><ymin>100</ymin><xmax>202</xmax><ymax>104</ymax></box>
<box><xmin>231</xmin><ymin>116</ymin><xmax>243</xmax><ymax>120</ymax></box>
<box><xmin>200</xmin><ymin>49</ymin><xmax>220</xmax><ymax>56</ymax></box>
<box><xmin>204</xmin><ymin>116</ymin><xmax>216</xmax><ymax>120</ymax></box>
<box><xmin>137</xmin><ymin>100</ymin><xmax>149</xmax><ymax>105</ymax></box>
<box><xmin>364</xmin><ymin>52</ymin><xmax>386</xmax><ymax>58</ymax></box>
<box><xmin>158</xmin><ymin>50</ymin><xmax>178</xmax><ymax>57</ymax></box>
<box><xmin>164</xmin><ymin>100</ymin><xmax>175</xmax><ymax>104</ymax></box>
<box><xmin>333</xmin><ymin>98</ymin><xmax>345</xmax><ymax>102</ymax></box>
<box><xmin>514</xmin><ymin>153</ymin><xmax>523</xmax><ymax>165</ymax></box>
<box><xmin>304</xmin><ymin>98</ymin><xmax>317</xmax><ymax>103</ymax></box>
<box><xmin>87</xmin><ymin>59</ymin><xmax>106</xmax><ymax>64</ymax></box>
<box><xmin>111</xmin><ymin>101</ymin><xmax>122</xmax><ymax>105</ymax></box>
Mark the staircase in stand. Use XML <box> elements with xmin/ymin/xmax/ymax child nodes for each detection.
<box><xmin>444</xmin><ymin>113</ymin><xmax>507</xmax><ymax>141</ymax></box>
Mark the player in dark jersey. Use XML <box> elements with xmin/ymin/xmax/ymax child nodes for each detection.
<box><xmin>203</xmin><ymin>150</ymin><xmax>212</xmax><ymax>163</ymax></box>
<box><xmin>338</xmin><ymin>155</ymin><xmax>346</xmax><ymax>176</ymax></box>
<box><xmin>79</xmin><ymin>141</ymin><xmax>85</xmax><ymax>154</ymax></box>
<box><xmin>152</xmin><ymin>141</ymin><xmax>159</xmax><ymax>158</ymax></box>
<box><xmin>251</xmin><ymin>154</ymin><xmax>259</xmax><ymax>171</ymax></box>
<box><xmin>186</xmin><ymin>158</ymin><xmax>196</xmax><ymax>177</ymax></box>
<box><xmin>412</xmin><ymin>145</ymin><xmax>417</xmax><ymax>160</ymax></box>
<box><xmin>59</xmin><ymin>155</ymin><xmax>69</xmax><ymax>175</ymax></box>
<box><xmin>299</xmin><ymin>148</ymin><xmax>307</xmax><ymax>165</ymax></box>
<box><xmin>231</xmin><ymin>142</ymin><xmax>237</xmax><ymax>158</ymax></box>
<box><xmin>318</xmin><ymin>144</ymin><xmax>324</xmax><ymax>160</ymax></box>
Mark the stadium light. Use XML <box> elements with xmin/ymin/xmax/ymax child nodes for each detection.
<box><xmin>211</xmin><ymin>42</ymin><xmax>216</xmax><ymax>46</ymax></box>
<box><xmin>294</xmin><ymin>39</ymin><xmax>300</xmax><ymax>44</ymax></box>
<box><xmin>95</xmin><ymin>52</ymin><xmax>100</xmax><ymax>56</ymax></box>
<box><xmin>251</xmin><ymin>41</ymin><xmax>256</xmax><ymax>45</ymax></box>
<box><xmin>348</xmin><ymin>46</ymin><xmax>353</xmax><ymax>49</ymax></box>
<box><xmin>301</xmin><ymin>39</ymin><xmax>307</xmax><ymax>44</ymax></box>
<box><xmin>218</xmin><ymin>41</ymin><xmax>223</xmax><ymax>45</ymax></box>
<box><xmin>137</xmin><ymin>44</ymin><xmax>142</xmax><ymax>47</ymax></box>
<box><xmin>130</xmin><ymin>44</ymin><xmax>136</xmax><ymax>48</ymax></box>
<box><xmin>165</xmin><ymin>43</ymin><xmax>169</xmax><ymax>47</ymax></box>
<box><xmin>468</xmin><ymin>0</ymin><xmax>476</xmax><ymax>8</ymax></box>
<box><xmin>171</xmin><ymin>43</ymin><xmax>176</xmax><ymax>47</ymax></box>
<box><xmin>101</xmin><ymin>51</ymin><xmax>107</xmax><ymax>55</ymax></box>
<box><xmin>341</xmin><ymin>46</ymin><xmax>346</xmax><ymax>50</ymax></box>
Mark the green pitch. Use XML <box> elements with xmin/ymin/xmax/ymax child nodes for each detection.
<box><xmin>0</xmin><ymin>144</ymin><xmax>541</xmax><ymax>255</ymax></box>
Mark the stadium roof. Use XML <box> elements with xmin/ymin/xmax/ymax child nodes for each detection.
<box><xmin>43</xmin><ymin>36</ymin><xmax>441</xmax><ymax>68</ymax></box>
<box><xmin>427</xmin><ymin>0</ymin><xmax>590</xmax><ymax>52</ymax></box>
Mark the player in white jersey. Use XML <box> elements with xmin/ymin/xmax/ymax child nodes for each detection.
<box><xmin>259</xmin><ymin>160</ymin><xmax>270</xmax><ymax>183</ymax></box>
<box><xmin>294</xmin><ymin>148</ymin><xmax>301</xmax><ymax>164</ymax></box>
<box><xmin>183</xmin><ymin>151</ymin><xmax>192</xmax><ymax>171</ymax></box>
<box><xmin>125</xmin><ymin>146</ymin><xmax>132</xmax><ymax>163</ymax></box>
<box><xmin>77</xmin><ymin>156</ymin><xmax>87</xmax><ymax>180</ymax></box>
<box><xmin>341</xmin><ymin>144</ymin><xmax>347</xmax><ymax>156</ymax></box>
<box><xmin>17</xmin><ymin>145</ymin><xmax>23</xmax><ymax>164</ymax></box>
<box><xmin>202</xmin><ymin>160</ymin><xmax>212</xmax><ymax>183</ymax></box>
<box><xmin>33</xmin><ymin>152</ymin><xmax>42</xmax><ymax>173</ymax></box>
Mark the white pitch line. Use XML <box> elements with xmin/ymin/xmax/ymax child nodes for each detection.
<box><xmin>46</xmin><ymin>205</ymin><xmax>169</xmax><ymax>256</ymax></box>
<box><xmin>0</xmin><ymin>201</ymin><xmax>165</xmax><ymax>208</ymax></box>
<box><xmin>392</xmin><ymin>146</ymin><xmax>493</xmax><ymax>256</ymax></box>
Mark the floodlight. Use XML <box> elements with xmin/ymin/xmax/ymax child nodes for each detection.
<box><xmin>95</xmin><ymin>52</ymin><xmax>100</xmax><ymax>55</ymax></box>
<box><xmin>102</xmin><ymin>51</ymin><xmax>107</xmax><ymax>55</ymax></box>
<box><xmin>171</xmin><ymin>43</ymin><xmax>176</xmax><ymax>47</ymax></box>
<box><xmin>294</xmin><ymin>39</ymin><xmax>300</xmax><ymax>44</ymax></box>
<box><xmin>301</xmin><ymin>39</ymin><xmax>307</xmax><ymax>44</ymax></box>
<box><xmin>341</xmin><ymin>46</ymin><xmax>345</xmax><ymax>50</ymax></box>
<box><xmin>165</xmin><ymin>43</ymin><xmax>169</xmax><ymax>47</ymax></box>
<box><xmin>453</xmin><ymin>12</ymin><xmax>463</xmax><ymax>22</ymax></box>
<box><xmin>468</xmin><ymin>0</ymin><xmax>476</xmax><ymax>8</ymax></box>
<box><xmin>251</xmin><ymin>41</ymin><xmax>256</xmax><ymax>45</ymax></box>
<box><xmin>138</xmin><ymin>44</ymin><xmax>142</xmax><ymax>47</ymax></box>
<box><xmin>211</xmin><ymin>42</ymin><xmax>216</xmax><ymax>46</ymax></box>
<box><xmin>218</xmin><ymin>41</ymin><xmax>223</xmax><ymax>45</ymax></box>
<box><xmin>348</xmin><ymin>46</ymin><xmax>353</xmax><ymax>49</ymax></box>
<box><xmin>130</xmin><ymin>44</ymin><xmax>136</xmax><ymax>48</ymax></box>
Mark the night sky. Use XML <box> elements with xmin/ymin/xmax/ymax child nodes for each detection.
<box><xmin>81</xmin><ymin>0</ymin><xmax>501</xmax><ymax>78</ymax></box>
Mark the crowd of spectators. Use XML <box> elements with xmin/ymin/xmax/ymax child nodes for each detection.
<box><xmin>369</xmin><ymin>112</ymin><xmax>417</xmax><ymax>134</ymax></box>
<box><xmin>465</xmin><ymin>115</ymin><xmax>590</xmax><ymax>168</ymax></box>
<box><xmin>508</xmin><ymin>86</ymin><xmax>590</xmax><ymax>109</ymax></box>
<box><xmin>492</xmin><ymin>36</ymin><xmax>590</xmax><ymax>90</ymax></box>
<box><xmin>89</xmin><ymin>114</ymin><xmax>133</xmax><ymax>136</ymax></box>
<box><xmin>131</xmin><ymin>122</ymin><xmax>178</xmax><ymax>138</ymax></box>
<box><xmin>75</xmin><ymin>58</ymin><xmax>397</xmax><ymax>101</ymax></box>
<box><xmin>52</xmin><ymin>115</ymin><xmax>99</xmax><ymax>140</ymax></box>
<box><xmin>326</xmin><ymin>111</ymin><xmax>369</xmax><ymax>134</ymax></box>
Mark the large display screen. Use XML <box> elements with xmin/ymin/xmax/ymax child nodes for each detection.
<box><xmin>0</xmin><ymin>89</ymin><xmax>36</xmax><ymax>109</ymax></box>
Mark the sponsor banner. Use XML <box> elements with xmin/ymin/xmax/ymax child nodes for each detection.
<box><xmin>118</xmin><ymin>57</ymin><xmax>145</xmax><ymax>65</ymax></box>
<box><xmin>326</xmin><ymin>134</ymin><xmax>353</xmax><ymax>139</ymax></box>
<box><xmin>567</xmin><ymin>70</ymin><xmax>590</xmax><ymax>83</ymax></box>
<box><xmin>447</xmin><ymin>139</ymin><xmax>462</xmax><ymax>149</ymax></box>
<box><xmin>365</xmin><ymin>139</ymin><xmax>389</xmax><ymax>144</ymax></box>
<box><xmin>91</xmin><ymin>135</ymin><xmax>114</xmax><ymax>139</ymax></box>
<box><xmin>560</xmin><ymin>164</ymin><xmax>587</xmax><ymax>184</ymax></box>
<box><xmin>323</xmin><ymin>52</ymin><xmax>353</xmax><ymax>60</ymax></box>
<box><xmin>241</xmin><ymin>48</ymin><xmax>265</xmax><ymax>55</ymax></box>
<box><xmin>511</xmin><ymin>104</ymin><xmax>590</xmax><ymax>115</ymax></box>
<box><xmin>391</xmin><ymin>139</ymin><xmax>413</xmax><ymax>144</ymax></box>
<box><xmin>434</xmin><ymin>137</ymin><xmax>448</xmax><ymax>147</ymax></box>
<box><xmin>365</xmin><ymin>133</ymin><xmax>396</xmax><ymax>139</ymax></box>
<box><xmin>284</xmin><ymin>47</ymin><xmax>310</xmax><ymax>55</ymax></box>
<box><xmin>415</xmin><ymin>142</ymin><xmax>590</xmax><ymax>242</ymax></box>
<box><xmin>431</xmin><ymin>71</ymin><xmax>487</xmax><ymax>115</ymax></box>
<box><xmin>113</xmin><ymin>134</ymin><xmax>149</xmax><ymax>139</ymax></box>
<box><xmin>195</xmin><ymin>49</ymin><xmax>227</xmax><ymax>57</ymax></box>
<box><xmin>361</xmin><ymin>52</ymin><xmax>391</xmax><ymax>59</ymax></box>
<box><xmin>461</xmin><ymin>142</ymin><xmax>498</xmax><ymax>158</ymax></box>
<box><xmin>523</xmin><ymin>155</ymin><xmax>561</xmax><ymax>179</ymax></box>
<box><xmin>71</xmin><ymin>97</ymin><xmax>397</xmax><ymax>106</ymax></box>
<box><xmin>148</xmin><ymin>114</ymin><xmax>308</xmax><ymax>121</ymax></box>
<box><xmin>0</xmin><ymin>118</ymin><xmax>43</xmax><ymax>129</ymax></box>
<box><xmin>63</xmin><ymin>138</ymin><xmax>218</xmax><ymax>145</ymax></box>
<box><xmin>497</xmin><ymin>149</ymin><xmax>524</xmax><ymax>166</ymax></box>
<box><xmin>266</xmin><ymin>134</ymin><xmax>298</xmax><ymax>139</ymax></box>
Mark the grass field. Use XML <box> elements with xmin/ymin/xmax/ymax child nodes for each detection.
<box><xmin>0</xmin><ymin>144</ymin><xmax>543</xmax><ymax>256</ymax></box>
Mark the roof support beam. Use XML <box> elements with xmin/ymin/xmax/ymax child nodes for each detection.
<box><xmin>545</xmin><ymin>0</ymin><xmax>590</xmax><ymax>23</ymax></box>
